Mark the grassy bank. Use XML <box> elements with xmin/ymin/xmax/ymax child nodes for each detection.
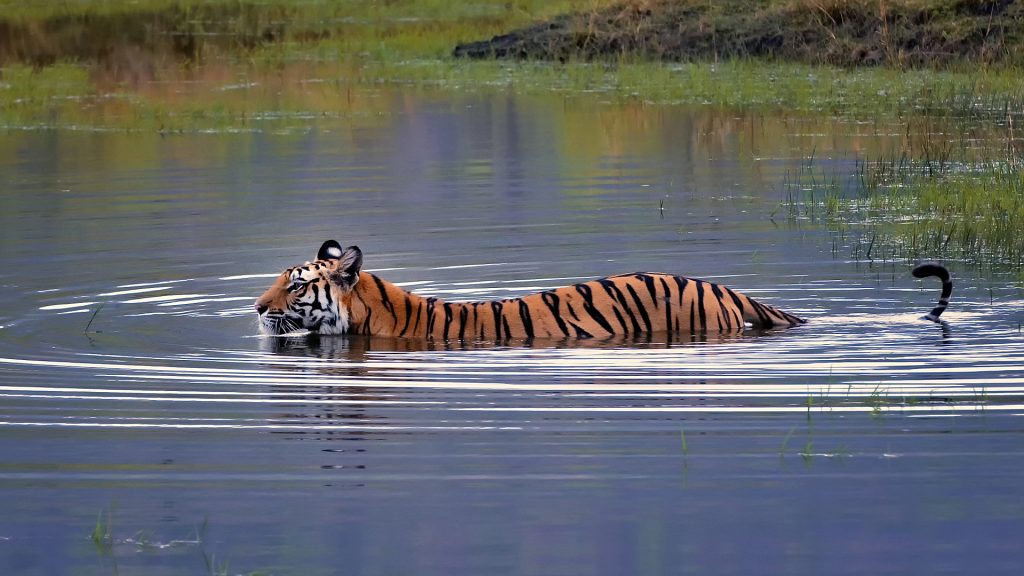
<box><xmin>2</xmin><ymin>1</ymin><xmax>1024</xmax><ymax>132</ymax></box>
<box><xmin>454</xmin><ymin>0</ymin><xmax>1024</xmax><ymax>68</ymax></box>
<box><xmin>0</xmin><ymin>0</ymin><xmax>604</xmax><ymax>130</ymax></box>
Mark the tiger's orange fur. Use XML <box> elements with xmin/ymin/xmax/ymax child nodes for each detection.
<box><xmin>255</xmin><ymin>240</ymin><xmax>805</xmax><ymax>339</ymax></box>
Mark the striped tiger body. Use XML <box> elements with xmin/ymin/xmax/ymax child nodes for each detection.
<box><xmin>255</xmin><ymin>240</ymin><xmax>806</xmax><ymax>339</ymax></box>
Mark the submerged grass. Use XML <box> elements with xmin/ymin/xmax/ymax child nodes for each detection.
<box><xmin>784</xmin><ymin>140</ymin><xmax>1024</xmax><ymax>270</ymax></box>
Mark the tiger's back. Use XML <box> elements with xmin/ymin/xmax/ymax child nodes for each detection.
<box><xmin>478</xmin><ymin>272</ymin><xmax>804</xmax><ymax>340</ymax></box>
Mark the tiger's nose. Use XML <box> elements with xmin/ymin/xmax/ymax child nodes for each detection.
<box><xmin>255</xmin><ymin>303</ymin><xmax>269</xmax><ymax>315</ymax></box>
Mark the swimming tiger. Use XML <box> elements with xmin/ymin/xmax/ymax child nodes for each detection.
<box><xmin>254</xmin><ymin>240</ymin><xmax>952</xmax><ymax>339</ymax></box>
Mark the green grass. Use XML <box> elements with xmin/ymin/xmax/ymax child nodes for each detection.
<box><xmin>3</xmin><ymin>1</ymin><xmax>1024</xmax><ymax>131</ymax></box>
<box><xmin>784</xmin><ymin>145</ymin><xmax>1024</xmax><ymax>270</ymax></box>
<box><xmin>5</xmin><ymin>57</ymin><xmax>1024</xmax><ymax>132</ymax></box>
<box><xmin>90</xmin><ymin>508</ymin><xmax>114</xmax><ymax>552</ymax></box>
<box><xmin>779</xmin><ymin>427</ymin><xmax>797</xmax><ymax>458</ymax></box>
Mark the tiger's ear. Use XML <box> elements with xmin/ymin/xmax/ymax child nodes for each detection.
<box><xmin>317</xmin><ymin>239</ymin><xmax>344</xmax><ymax>261</ymax></box>
<box><xmin>328</xmin><ymin>246</ymin><xmax>363</xmax><ymax>290</ymax></box>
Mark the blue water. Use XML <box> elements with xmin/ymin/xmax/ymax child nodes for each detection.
<box><xmin>2</xmin><ymin>91</ymin><xmax>1023</xmax><ymax>575</ymax></box>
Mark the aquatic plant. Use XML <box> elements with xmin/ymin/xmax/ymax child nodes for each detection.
<box><xmin>800</xmin><ymin>439</ymin><xmax>814</xmax><ymax>463</ymax></box>
<box><xmin>90</xmin><ymin>508</ymin><xmax>114</xmax><ymax>552</ymax></box>
<box><xmin>778</xmin><ymin>426</ymin><xmax>797</xmax><ymax>458</ymax></box>
<box><xmin>783</xmin><ymin>135</ymin><xmax>1024</xmax><ymax>271</ymax></box>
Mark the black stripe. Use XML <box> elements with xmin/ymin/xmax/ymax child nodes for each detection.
<box><xmin>638</xmin><ymin>274</ymin><xmax>659</xmax><ymax>308</ymax></box>
<box><xmin>425</xmin><ymin>297</ymin><xmax>438</xmax><ymax>336</ymax></box>
<box><xmin>566</xmin><ymin>321</ymin><xmax>593</xmax><ymax>339</ymax></box>
<box><xmin>501</xmin><ymin>315</ymin><xmax>512</xmax><ymax>340</ymax></box>
<box><xmin>566</xmin><ymin>300</ymin><xmax>581</xmax><ymax>322</ymax></box>
<box><xmin>411</xmin><ymin>300</ymin><xmax>423</xmax><ymax>336</ymax></box>
<box><xmin>399</xmin><ymin>296</ymin><xmax>413</xmax><ymax>336</ymax></box>
<box><xmin>723</xmin><ymin>287</ymin><xmax>747</xmax><ymax>325</ymax></box>
<box><xmin>689</xmin><ymin>299</ymin><xmax>695</xmax><ymax>333</ymax></box>
<box><xmin>574</xmin><ymin>283</ymin><xmax>614</xmax><ymax>335</ymax></box>
<box><xmin>458</xmin><ymin>306</ymin><xmax>469</xmax><ymax>340</ymax></box>
<box><xmin>518</xmin><ymin>299</ymin><xmax>535</xmax><ymax>339</ymax></box>
<box><xmin>541</xmin><ymin>292</ymin><xmax>569</xmax><ymax>337</ymax></box>
<box><xmin>309</xmin><ymin>283</ymin><xmax>322</xmax><ymax>310</ymax></box>
<box><xmin>660</xmin><ymin>278</ymin><xmax>672</xmax><ymax>333</ymax></box>
<box><xmin>471</xmin><ymin>302</ymin><xmax>483</xmax><ymax>340</ymax></box>
<box><xmin>625</xmin><ymin>284</ymin><xmax>653</xmax><ymax>333</ymax></box>
<box><xmin>599</xmin><ymin>279</ymin><xmax>641</xmax><ymax>334</ymax></box>
<box><xmin>323</xmin><ymin>281</ymin><xmax>333</xmax><ymax>304</ymax></box>
<box><xmin>371</xmin><ymin>274</ymin><xmax>396</xmax><ymax>319</ymax></box>
<box><xmin>710</xmin><ymin>284</ymin><xmax>732</xmax><ymax>330</ymax></box>
<box><xmin>469</xmin><ymin>303</ymin><xmax>480</xmax><ymax>339</ymax></box>
<box><xmin>491</xmin><ymin>302</ymin><xmax>503</xmax><ymax>339</ymax></box>
<box><xmin>409</xmin><ymin>297</ymin><xmax>421</xmax><ymax>334</ymax></box>
<box><xmin>731</xmin><ymin>303</ymin><xmax>743</xmax><ymax>329</ymax></box>
<box><xmin>362</xmin><ymin>307</ymin><xmax>373</xmax><ymax>334</ymax></box>
<box><xmin>442</xmin><ymin>302</ymin><xmax>454</xmax><ymax>340</ymax></box>
<box><xmin>596</xmin><ymin>281</ymin><xmax>629</xmax><ymax>333</ymax></box>
<box><xmin>749</xmin><ymin>300</ymin><xmax>775</xmax><ymax>328</ymax></box>
<box><xmin>694</xmin><ymin>280</ymin><xmax>708</xmax><ymax>332</ymax></box>
<box><xmin>612</xmin><ymin>307</ymin><xmax>628</xmax><ymax>335</ymax></box>
<box><xmin>673</xmin><ymin>276</ymin><xmax>689</xmax><ymax>307</ymax></box>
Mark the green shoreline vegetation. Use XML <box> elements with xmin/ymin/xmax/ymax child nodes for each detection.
<box><xmin>2</xmin><ymin>0</ymin><xmax>1023</xmax><ymax>269</ymax></box>
<box><xmin>785</xmin><ymin>152</ymin><xmax>1024</xmax><ymax>270</ymax></box>
<box><xmin>2</xmin><ymin>0</ymin><xmax>1023</xmax><ymax>129</ymax></box>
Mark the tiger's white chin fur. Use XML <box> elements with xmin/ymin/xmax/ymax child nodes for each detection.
<box><xmin>257</xmin><ymin>306</ymin><xmax>350</xmax><ymax>336</ymax></box>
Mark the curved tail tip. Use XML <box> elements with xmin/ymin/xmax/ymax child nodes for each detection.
<box><xmin>912</xmin><ymin>262</ymin><xmax>952</xmax><ymax>323</ymax></box>
<box><xmin>912</xmin><ymin>262</ymin><xmax>949</xmax><ymax>280</ymax></box>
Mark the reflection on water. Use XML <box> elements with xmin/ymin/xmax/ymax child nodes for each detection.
<box><xmin>2</xmin><ymin>92</ymin><xmax>1024</xmax><ymax>575</ymax></box>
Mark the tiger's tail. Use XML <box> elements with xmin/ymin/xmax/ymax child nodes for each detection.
<box><xmin>733</xmin><ymin>290</ymin><xmax>805</xmax><ymax>329</ymax></box>
<box><xmin>912</xmin><ymin>263</ymin><xmax>952</xmax><ymax>322</ymax></box>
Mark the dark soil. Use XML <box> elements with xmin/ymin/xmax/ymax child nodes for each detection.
<box><xmin>453</xmin><ymin>0</ymin><xmax>1024</xmax><ymax>68</ymax></box>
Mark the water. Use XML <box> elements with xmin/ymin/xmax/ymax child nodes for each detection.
<box><xmin>2</xmin><ymin>92</ymin><xmax>1024</xmax><ymax>576</ymax></box>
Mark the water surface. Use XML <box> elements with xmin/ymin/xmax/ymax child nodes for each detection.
<box><xmin>2</xmin><ymin>91</ymin><xmax>1024</xmax><ymax>575</ymax></box>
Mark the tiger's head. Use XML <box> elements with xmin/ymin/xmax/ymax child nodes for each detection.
<box><xmin>255</xmin><ymin>240</ymin><xmax>363</xmax><ymax>336</ymax></box>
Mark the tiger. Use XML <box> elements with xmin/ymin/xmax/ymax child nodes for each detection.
<box><xmin>255</xmin><ymin>240</ymin><xmax>952</xmax><ymax>339</ymax></box>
